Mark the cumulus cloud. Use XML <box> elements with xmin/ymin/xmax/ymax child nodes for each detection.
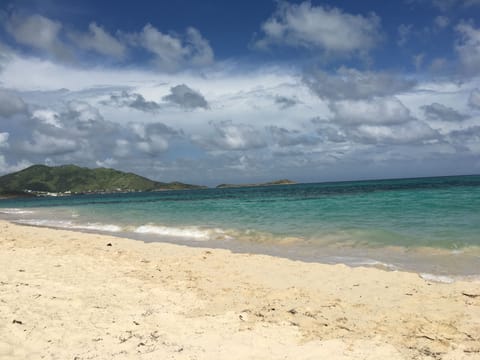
<box><xmin>19</xmin><ymin>131</ymin><xmax>78</xmax><ymax>155</ymax></box>
<box><xmin>0</xmin><ymin>89</ymin><xmax>27</xmax><ymax>117</ymax></box>
<box><xmin>350</xmin><ymin>121</ymin><xmax>438</xmax><ymax>145</ymax></box>
<box><xmin>70</xmin><ymin>22</ymin><xmax>126</xmax><ymax>58</ymax></box>
<box><xmin>4</xmin><ymin>14</ymin><xmax>213</xmax><ymax>70</ymax></box>
<box><xmin>329</xmin><ymin>97</ymin><xmax>413</xmax><ymax>125</ymax></box>
<box><xmin>0</xmin><ymin>132</ymin><xmax>9</xmax><ymax>148</ymax></box>
<box><xmin>12</xmin><ymin>100</ymin><xmax>121</xmax><ymax>166</ymax></box>
<box><xmin>133</xmin><ymin>122</ymin><xmax>180</xmax><ymax>155</ymax></box>
<box><xmin>62</xmin><ymin>101</ymin><xmax>107</xmax><ymax>133</ymax></box>
<box><xmin>254</xmin><ymin>1</ymin><xmax>381</xmax><ymax>55</ymax></box>
<box><xmin>469</xmin><ymin>88</ymin><xmax>480</xmax><ymax>109</ymax></box>
<box><xmin>268</xmin><ymin>126</ymin><xmax>319</xmax><ymax>147</ymax></box>
<box><xmin>103</xmin><ymin>91</ymin><xmax>161</xmax><ymax>112</ymax></box>
<box><xmin>422</xmin><ymin>103</ymin><xmax>468</xmax><ymax>122</ymax></box>
<box><xmin>126</xmin><ymin>24</ymin><xmax>214</xmax><ymax>71</ymax></box>
<box><xmin>113</xmin><ymin>139</ymin><xmax>131</xmax><ymax>158</ymax></box>
<box><xmin>303</xmin><ymin>67</ymin><xmax>416</xmax><ymax>101</ymax></box>
<box><xmin>274</xmin><ymin>95</ymin><xmax>299</xmax><ymax>109</ymax></box>
<box><xmin>198</xmin><ymin>120</ymin><xmax>267</xmax><ymax>151</ymax></box>
<box><xmin>95</xmin><ymin>157</ymin><xmax>118</xmax><ymax>168</ymax></box>
<box><xmin>455</xmin><ymin>22</ymin><xmax>480</xmax><ymax>75</ymax></box>
<box><xmin>185</xmin><ymin>27</ymin><xmax>214</xmax><ymax>66</ymax></box>
<box><xmin>324</xmin><ymin>97</ymin><xmax>439</xmax><ymax>145</ymax></box>
<box><xmin>5</xmin><ymin>14</ymin><xmax>70</xmax><ymax>60</ymax></box>
<box><xmin>311</xmin><ymin>120</ymin><xmax>348</xmax><ymax>143</ymax></box>
<box><xmin>31</xmin><ymin>109</ymin><xmax>62</xmax><ymax>128</ymax></box>
<box><xmin>0</xmin><ymin>156</ymin><xmax>32</xmax><ymax>176</ymax></box>
<box><xmin>163</xmin><ymin>84</ymin><xmax>209</xmax><ymax>109</ymax></box>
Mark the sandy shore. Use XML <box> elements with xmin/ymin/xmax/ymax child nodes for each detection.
<box><xmin>0</xmin><ymin>220</ymin><xmax>479</xmax><ymax>359</ymax></box>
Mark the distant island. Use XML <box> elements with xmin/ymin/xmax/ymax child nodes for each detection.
<box><xmin>216</xmin><ymin>179</ymin><xmax>296</xmax><ymax>189</ymax></box>
<box><xmin>0</xmin><ymin>164</ymin><xmax>205</xmax><ymax>198</ymax></box>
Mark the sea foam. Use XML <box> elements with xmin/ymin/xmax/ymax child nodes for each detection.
<box><xmin>16</xmin><ymin>219</ymin><xmax>122</xmax><ymax>232</ymax></box>
<box><xmin>134</xmin><ymin>224</ymin><xmax>228</xmax><ymax>241</ymax></box>
<box><xmin>419</xmin><ymin>273</ymin><xmax>455</xmax><ymax>284</ymax></box>
<box><xmin>0</xmin><ymin>208</ymin><xmax>34</xmax><ymax>215</ymax></box>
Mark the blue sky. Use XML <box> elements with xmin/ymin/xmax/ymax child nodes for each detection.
<box><xmin>0</xmin><ymin>0</ymin><xmax>480</xmax><ymax>185</ymax></box>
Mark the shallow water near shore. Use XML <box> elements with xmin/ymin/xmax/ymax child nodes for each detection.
<box><xmin>1</xmin><ymin>175</ymin><xmax>480</xmax><ymax>278</ymax></box>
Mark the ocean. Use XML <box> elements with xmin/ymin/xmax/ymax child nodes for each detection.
<box><xmin>1</xmin><ymin>175</ymin><xmax>480</xmax><ymax>280</ymax></box>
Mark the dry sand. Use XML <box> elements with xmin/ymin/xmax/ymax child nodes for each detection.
<box><xmin>0</xmin><ymin>220</ymin><xmax>479</xmax><ymax>359</ymax></box>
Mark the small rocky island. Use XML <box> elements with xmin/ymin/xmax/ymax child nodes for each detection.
<box><xmin>216</xmin><ymin>179</ymin><xmax>296</xmax><ymax>189</ymax></box>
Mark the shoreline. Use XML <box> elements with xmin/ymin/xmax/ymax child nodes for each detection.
<box><xmin>3</xmin><ymin>211</ymin><xmax>480</xmax><ymax>280</ymax></box>
<box><xmin>1</xmin><ymin>219</ymin><xmax>479</xmax><ymax>359</ymax></box>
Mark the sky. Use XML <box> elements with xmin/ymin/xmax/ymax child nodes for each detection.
<box><xmin>0</xmin><ymin>0</ymin><xmax>480</xmax><ymax>185</ymax></box>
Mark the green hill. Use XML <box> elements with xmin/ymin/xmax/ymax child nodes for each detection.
<box><xmin>0</xmin><ymin>164</ymin><xmax>204</xmax><ymax>195</ymax></box>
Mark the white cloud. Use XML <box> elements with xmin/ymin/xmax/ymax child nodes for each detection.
<box><xmin>352</xmin><ymin>121</ymin><xmax>438</xmax><ymax>144</ymax></box>
<box><xmin>0</xmin><ymin>155</ymin><xmax>32</xmax><ymax>176</ymax></box>
<box><xmin>469</xmin><ymin>88</ymin><xmax>480</xmax><ymax>108</ymax></box>
<box><xmin>0</xmin><ymin>47</ymin><xmax>479</xmax><ymax>183</ymax></box>
<box><xmin>329</xmin><ymin>97</ymin><xmax>413</xmax><ymax>125</ymax></box>
<box><xmin>303</xmin><ymin>67</ymin><xmax>415</xmax><ymax>100</ymax></box>
<box><xmin>255</xmin><ymin>1</ymin><xmax>381</xmax><ymax>55</ymax></box>
<box><xmin>31</xmin><ymin>109</ymin><xmax>62</xmax><ymax>128</ymax></box>
<box><xmin>455</xmin><ymin>22</ymin><xmax>480</xmax><ymax>75</ymax></box>
<box><xmin>113</xmin><ymin>139</ymin><xmax>131</xmax><ymax>157</ymax></box>
<box><xmin>96</xmin><ymin>157</ymin><xmax>118</xmax><ymax>168</ymax></box>
<box><xmin>422</xmin><ymin>103</ymin><xmax>467</xmax><ymax>122</ymax></box>
<box><xmin>4</xmin><ymin>14</ymin><xmax>212</xmax><ymax>69</ymax></box>
<box><xmin>63</xmin><ymin>101</ymin><xmax>105</xmax><ymax>132</ymax></box>
<box><xmin>137</xmin><ymin>135</ymin><xmax>168</xmax><ymax>155</ymax></box>
<box><xmin>0</xmin><ymin>132</ymin><xmax>9</xmax><ymax>148</ymax></box>
<box><xmin>163</xmin><ymin>84</ymin><xmax>209</xmax><ymax>109</ymax></box>
<box><xmin>5</xmin><ymin>14</ymin><xmax>70</xmax><ymax>60</ymax></box>
<box><xmin>268</xmin><ymin>126</ymin><xmax>319</xmax><ymax>147</ymax></box>
<box><xmin>133</xmin><ymin>122</ymin><xmax>179</xmax><ymax>155</ymax></box>
<box><xmin>71</xmin><ymin>22</ymin><xmax>126</xmax><ymax>58</ymax></box>
<box><xmin>20</xmin><ymin>131</ymin><xmax>78</xmax><ymax>155</ymax></box>
<box><xmin>185</xmin><ymin>27</ymin><xmax>214</xmax><ymax>66</ymax></box>
<box><xmin>127</xmin><ymin>24</ymin><xmax>213</xmax><ymax>71</ymax></box>
<box><xmin>199</xmin><ymin>120</ymin><xmax>267</xmax><ymax>151</ymax></box>
<box><xmin>102</xmin><ymin>91</ymin><xmax>161</xmax><ymax>112</ymax></box>
<box><xmin>0</xmin><ymin>89</ymin><xmax>27</xmax><ymax>117</ymax></box>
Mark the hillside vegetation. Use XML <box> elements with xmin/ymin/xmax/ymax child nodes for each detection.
<box><xmin>0</xmin><ymin>164</ymin><xmax>204</xmax><ymax>195</ymax></box>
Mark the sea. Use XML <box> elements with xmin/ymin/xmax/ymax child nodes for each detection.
<box><xmin>1</xmin><ymin>175</ymin><xmax>480</xmax><ymax>281</ymax></box>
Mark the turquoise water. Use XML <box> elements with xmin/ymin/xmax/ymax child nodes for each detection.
<box><xmin>1</xmin><ymin>175</ymin><xmax>480</xmax><ymax>276</ymax></box>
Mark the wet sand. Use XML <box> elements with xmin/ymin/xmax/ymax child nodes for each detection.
<box><xmin>0</xmin><ymin>220</ymin><xmax>479</xmax><ymax>359</ymax></box>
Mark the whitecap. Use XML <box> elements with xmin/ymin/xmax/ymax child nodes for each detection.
<box><xmin>134</xmin><ymin>224</ymin><xmax>227</xmax><ymax>241</ymax></box>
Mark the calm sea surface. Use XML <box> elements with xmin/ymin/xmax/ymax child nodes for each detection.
<box><xmin>2</xmin><ymin>175</ymin><xmax>480</xmax><ymax>279</ymax></box>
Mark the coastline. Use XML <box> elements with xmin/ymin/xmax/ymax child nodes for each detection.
<box><xmin>1</xmin><ymin>219</ymin><xmax>479</xmax><ymax>359</ymax></box>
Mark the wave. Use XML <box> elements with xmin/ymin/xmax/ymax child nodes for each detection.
<box><xmin>419</xmin><ymin>273</ymin><xmax>455</xmax><ymax>284</ymax></box>
<box><xmin>0</xmin><ymin>208</ymin><xmax>35</xmax><ymax>215</ymax></box>
<box><xmin>134</xmin><ymin>224</ymin><xmax>230</xmax><ymax>241</ymax></box>
<box><xmin>326</xmin><ymin>256</ymin><xmax>400</xmax><ymax>271</ymax></box>
<box><xmin>16</xmin><ymin>219</ymin><xmax>122</xmax><ymax>233</ymax></box>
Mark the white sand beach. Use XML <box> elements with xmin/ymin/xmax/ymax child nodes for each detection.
<box><xmin>0</xmin><ymin>220</ymin><xmax>479</xmax><ymax>359</ymax></box>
